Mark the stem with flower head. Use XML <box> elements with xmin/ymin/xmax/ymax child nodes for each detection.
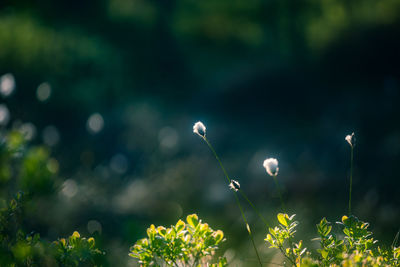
<box><xmin>348</xmin><ymin>146</ymin><xmax>354</xmax><ymax>215</ymax></box>
<box><xmin>204</xmin><ymin>137</ymin><xmax>270</xmax><ymax>227</ymax></box>
<box><xmin>272</xmin><ymin>175</ymin><xmax>286</xmax><ymax>214</ymax></box>
<box><xmin>202</xmin><ymin>136</ymin><xmax>263</xmax><ymax>267</ymax></box>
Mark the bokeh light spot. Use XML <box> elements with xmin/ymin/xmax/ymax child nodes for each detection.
<box><xmin>87</xmin><ymin>113</ymin><xmax>104</xmax><ymax>134</ymax></box>
<box><xmin>0</xmin><ymin>73</ymin><xmax>15</xmax><ymax>97</ymax></box>
<box><xmin>0</xmin><ymin>104</ymin><xmax>10</xmax><ymax>125</ymax></box>
<box><xmin>158</xmin><ymin>126</ymin><xmax>179</xmax><ymax>149</ymax></box>
<box><xmin>19</xmin><ymin>122</ymin><xmax>36</xmax><ymax>141</ymax></box>
<box><xmin>42</xmin><ymin>125</ymin><xmax>60</xmax><ymax>146</ymax></box>
<box><xmin>61</xmin><ymin>179</ymin><xmax>78</xmax><ymax>198</ymax></box>
<box><xmin>110</xmin><ymin>153</ymin><xmax>128</xmax><ymax>174</ymax></box>
<box><xmin>47</xmin><ymin>158</ymin><xmax>59</xmax><ymax>174</ymax></box>
<box><xmin>36</xmin><ymin>82</ymin><xmax>52</xmax><ymax>102</ymax></box>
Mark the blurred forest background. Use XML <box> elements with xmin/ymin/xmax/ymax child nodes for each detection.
<box><xmin>1</xmin><ymin>0</ymin><xmax>400</xmax><ymax>265</ymax></box>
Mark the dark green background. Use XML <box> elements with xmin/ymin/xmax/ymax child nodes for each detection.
<box><xmin>1</xmin><ymin>0</ymin><xmax>400</xmax><ymax>265</ymax></box>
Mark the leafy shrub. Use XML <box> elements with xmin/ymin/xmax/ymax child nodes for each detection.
<box><xmin>266</xmin><ymin>213</ymin><xmax>400</xmax><ymax>266</ymax></box>
<box><xmin>129</xmin><ymin>214</ymin><xmax>227</xmax><ymax>266</ymax></box>
<box><xmin>265</xmin><ymin>213</ymin><xmax>306</xmax><ymax>265</ymax></box>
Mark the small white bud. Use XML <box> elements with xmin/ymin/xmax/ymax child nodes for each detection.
<box><xmin>193</xmin><ymin>121</ymin><xmax>206</xmax><ymax>137</ymax></box>
<box><xmin>345</xmin><ymin>132</ymin><xmax>355</xmax><ymax>147</ymax></box>
<box><xmin>229</xmin><ymin>180</ymin><xmax>240</xmax><ymax>192</ymax></box>
<box><xmin>263</xmin><ymin>158</ymin><xmax>279</xmax><ymax>177</ymax></box>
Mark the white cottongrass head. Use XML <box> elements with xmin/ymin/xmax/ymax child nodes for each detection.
<box><xmin>345</xmin><ymin>132</ymin><xmax>355</xmax><ymax>147</ymax></box>
<box><xmin>263</xmin><ymin>158</ymin><xmax>279</xmax><ymax>177</ymax></box>
<box><xmin>229</xmin><ymin>180</ymin><xmax>240</xmax><ymax>192</ymax></box>
<box><xmin>193</xmin><ymin>121</ymin><xmax>206</xmax><ymax>138</ymax></box>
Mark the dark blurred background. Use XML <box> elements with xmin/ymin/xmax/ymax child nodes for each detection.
<box><xmin>1</xmin><ymin>0</ymin><xmax>400</xmax><ymax>265</ymax></box>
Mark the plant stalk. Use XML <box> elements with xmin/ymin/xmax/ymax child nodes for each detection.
<box><xmin>239</xmin><ymin>190</ymin><xmax>270</xmax><ymax>228</ymax></box>
<box><xmin>348</xmin><ymin>146</ymin><xmax>353</xmax><ymax>215</ymax></box>
<box><xmin>202</xmin><ymin>136</ymin><xmax>263</xmax><ymax>267</ymax></box>
<box><xmin>273</xmin><ymin>175</ymin><xmax>286</xmax><ymax>214</ymax></box>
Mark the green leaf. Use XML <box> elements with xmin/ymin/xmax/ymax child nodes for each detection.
<box><xmin>157</xmin><ymin>226</ymin><xmax>167</xmax><ymax>237</ymax></box>
<box><xmin>187</xmin><ymin>214</ymin><xmax>199</xmax><ymax>228</ymax></box>
<box><xmin>213</xmin><ymin>230</ymin><xmax>224</xmax><ymax>243</ymax></box>
<box><xmin>71</xmin><ymin>231</ymin><xmax>80</xmax><ymax>239</ymax></box>
<box><xmin>10</xmin><ymin>199</ymin><xmax>17</xmax><ymax>210</ymax></box>
<box><xmin>277</xmin><ymin>213</ymin><xmax>289</xmax><ymax>227</ymax></box>
<box><xmin>147</xmin><ymin>224</ymin><xmax>156</xmax><ymax>240</ymax></box>
<box><xmin>88</xmin><ymin>237</ymin><xmax>95</xmax><ymax>248</ymax></box>
<box><xmin>175</xmin><ymin>219</ymin><xmax>185</xmax><ymax>232</ymax></box>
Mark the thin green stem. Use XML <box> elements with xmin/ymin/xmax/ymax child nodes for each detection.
<box><xmin>205</xmin><ymin>136</ymin><xmax>270</xmax><ymax>227</ymax></box>
<box><xmin>348</xmin><ymin>146</ymin><xmax>353</xmax><ymax>215</ymax></box>
<box><xmin>239</xmin><ymin>190</ymin><xmax>270</xmax><ymax>228</ymax></box>
<box><xmin>392</xmin><ymin>229</ymin><xmax>400</xmax><ymax>249</ymax></box>
<box><xmin>234</xmin><ymin>193</ymin><xmax>263</xmax><ymax>267</ymax></box>
<box><xmin>273</xmin><ymin>175</ymin><xmax>286</xmax><ymax>214</ymax></box>
<box><xmin>202</xmin><ymin>136</ymin><xmax>263</xmax><ymax>267</ymax></box>
<box><xmin>203</xmin><ymin>137</ymin><xmax>231</xmax><ymax>184</ymax></box>
<box><xmin>277</xmin><ymin>244</ymin><xmax>296</xmax><ymax>266</ymax></box>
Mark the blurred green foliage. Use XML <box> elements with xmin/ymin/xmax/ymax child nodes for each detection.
<box><xmin>0</xmin><ymin>128</ymin><xmax>104</xmax><ymax>266</ymax></box>
<box><xmin>52</xmin><ymin>231</ymin><xmax>104</xmax><ymax>266</ymax></box>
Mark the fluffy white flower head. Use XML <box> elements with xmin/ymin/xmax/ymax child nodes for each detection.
<box><xmin>263</xmin><ymin>158</ymin><xmax>279</xmax><ymax>177</ymax></box>
<box><xmin>229</xmin><ymin>180</ymin><xmax>240</xmax><ymax>192</ymax></box>
<box><xmin>345</xmin><ymin>132</ymin><xmax>355</xmax><ymax>147</ymax></box>
<box><xmin>193</xmin><ymin>121</ymin><xmax>206</xmax><ymax>138</ymax></box>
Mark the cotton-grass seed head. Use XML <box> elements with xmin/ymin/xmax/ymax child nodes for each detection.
<box><xmin>193</xmin><ymin>121</ymin><xmax>206</xmax><ymax>138</ymax></box>
<box><xmin>229</xmin><ymin>180</ymin><xmax>240</xmax><ymax>192</ymax></box>
<box><xmin>263</xmin><ymin>158</ymin><xmax>279</xmax><ymax>177</ymax></box>
<box><xmin>345</xmin><ymin>132</ymin><xmax>356</xmax><ymax>147</ymax></box>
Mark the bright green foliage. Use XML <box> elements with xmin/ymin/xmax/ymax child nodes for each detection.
<box><xmin>129</xmin><ymin>214</ymin><xmax>227</xmax><ymax>266</ymax></box>
<box><xmin>265</xmin><ymin>213</ymin><xmax>306</xmax><ymax>265</ymax></box>
<box><xmin>339</xmin><ymin>215</ymin><xmax>377</xmax><ymax>253</ymax></box>
<box><xmin>267</xmin><ymin>213</ymin><xmax>400</xmax><ymax>266</ymax></box>
<box><xmin>52</xmin><ymin>231</ymin><xmax>105</xmax><ymax>266</ymax></box>
<box><xmin>316</xmin><ymin>217</ymin><xmax>344</xmax><ymax>265</ymax></box>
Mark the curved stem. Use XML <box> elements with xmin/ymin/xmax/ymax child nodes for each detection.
<box><xmin>392</xmin><ymin>229</ymin><xmax>400</xmax><ymax>249</ymax></box>
<box><xmin>203</xmin><ymin>137</ymin><xmax>231</xmax><ymax>184</ymax></box>
<box><xmin>277</xmin><ymin>246</ymin><xmax>296</xmax><ymax>266</ymax></box>
<box><xmin>202</xmin><ymin>136</ymin><xmax>263</xmax><ymax>267</ymax></box>
<box><xmin>273</xmin><ymin>175</ymin><xmax>286</xmax><ymax>214</ymax></box>
<box><xmin>233</xmin><ymin>192</ymin><xmax>263</xmax><ymax>267</ymax></box>
<box><xmin>239</xmin><ymin>190</ymin><xmax>270</xmax><ymax>228</ymax></box>
<box><xmin>348</xmin><ymin>147</ymin><xmax>354</xmax><ymax>215</ymax></box>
